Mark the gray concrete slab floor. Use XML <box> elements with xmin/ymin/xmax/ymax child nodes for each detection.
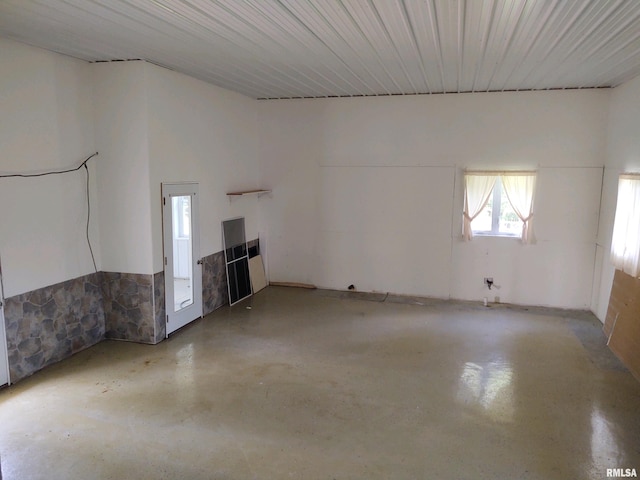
<box><xmin>0</xmin><ymin>286</ymin><xmax>639</xmax><ymax>479</ymax></box>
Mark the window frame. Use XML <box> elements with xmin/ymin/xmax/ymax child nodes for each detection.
<box><xmin>470</xmin><ymin>176</ymin><xmax>522</xmax><ymax>239</ymax></box>
<box><xmin>610</xmin><ymin>174</ymin><xmax>640</xmax><ymax>277</ymax></box>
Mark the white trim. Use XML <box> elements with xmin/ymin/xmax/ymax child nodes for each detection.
<box><xmin>162</xmin><ymin>182</ymin><xmax>203</xmax><ymax>336</ymax></box>
<box><xmin>0</xmin><ymin>256</ymin><xmax>10</xmax><ymax>386</ymax></box>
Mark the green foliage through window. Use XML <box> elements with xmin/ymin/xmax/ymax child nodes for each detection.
<box><xmin>471</xmin><ymin>177</ymin><xmax>522</xmax><ymax>236</ymax></box>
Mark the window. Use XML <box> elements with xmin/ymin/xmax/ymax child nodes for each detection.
<box><xmin>463</xmin><ymin>171</ymin><xmax>536</xmax><ymax>243</ymax></box>
<box><xmin>172</xmin><ymin>196</ymin><xmax>191</xmax><ymax>239</ymax></box>
<box><xmin>471</xmin><ymin>177</ymin><xmax>523</xmax><ymax>236</ymax></box>
<box><xmin>611</xmin><ymin>174</ymin><xmax>640</xmax><ymax>277</ymax></box>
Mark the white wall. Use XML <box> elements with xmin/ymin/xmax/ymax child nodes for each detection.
<box><xmin>92</xmin><ymin>61</ymin><xmax>154</xmax><ymax>275</ymax></box>
<box><xmin>0</xmin><ymin>38</ymin><xmax>98</xmax><ymax>297</ymax></box>
<box><xmin>258</xmin><ymin>90</ymin><xmax>609</xmax><ymax>308</ymax></box>
<box><xmin>451</xmin><ymin>166</ymin><xmax>603</xmax><ymax>307</ymax></box>
<box><xmin>315</xmin><ymin>165</ymin><xmax>455</xmax><ymax>296</ymax></box>
<box><xmin>92</xmin><ymin>61</ymin><xmax>260</xmax><ymax>276</ymax></box>
<box><xmin>592</xmin><ymin>74</ymin><xmax>640</xmax><ymax>320</ymax></box>
<box><xmin>0</xmin><ymin>36</ymin><xmax>620</xmax><ymax>313</ymax></box>
<box><xmin>145</xmin><ymin>63</ymin><xmax>260</xmax><ymax>273</ymax></box>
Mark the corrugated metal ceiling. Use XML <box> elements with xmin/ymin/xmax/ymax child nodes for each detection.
<box><xmin>1</xmin><ymin>0</ymin><xmax>640</xmax><ymax>99</ymax></box>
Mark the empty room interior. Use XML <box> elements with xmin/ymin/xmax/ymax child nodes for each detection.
<box><xmin>1</xmin><ymin>1</ymin><xmax>640</xmax><ymax>478</ymax></box>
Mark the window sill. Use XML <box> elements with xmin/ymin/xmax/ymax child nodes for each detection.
<box><xmin>472</xmin><ymin>232</ymin><xmax>521</xmax><ymax>239</ymax></box>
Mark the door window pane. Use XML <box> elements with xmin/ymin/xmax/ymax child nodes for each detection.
<box><xmin>172</xmin><ymin>195</ymin><xmax>193</xmax><ymax>312</ymax></box>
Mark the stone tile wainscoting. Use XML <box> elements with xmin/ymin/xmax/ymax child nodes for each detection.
<box><xmin>247</xmin><ymin>238</ymin><xmax>260</xmax><ymax>258</ymax></box>
<box><xmin>202</xmin><ymin>251</ymin><xmax>228</xmax><ymax>316</ymax></box>
<box><xmin>2</xmin><ymin>238</ymin><xmax>260</xmax><ymax>383</ymax></box>
<box><xmin>153</xmin><ymin>270</ymin><xmax>166</xmax><ymax>344</ymax></box>
<box><xmin>3</xmin><ymin>273</ymin><xmax>105</xmax><ymax>382</ymax></box>
<box><xmin>101</xmin><ymin>272</ymin><xmax>159</xmax><ymax>344</ymax></box>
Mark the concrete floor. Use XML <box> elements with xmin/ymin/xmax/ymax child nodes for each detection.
<box><xmin>0</xmin><ymin>286</ymin><xmax>639</xmax><ymax>479</ymax></box>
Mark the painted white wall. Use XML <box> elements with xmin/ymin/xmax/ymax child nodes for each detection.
<box><xmin>592</xmin><ymin>74</ymin><xmax>640</xmax><ymax>321</ymax></box>
<box><xmin>256</xmin><ymin>102</ymin><xmax>323</xmax><ymax>286</ymax></box>
<box><xmin>0</xmin><ymin>38</ymin><xmax>98</xmax><ymax>297</ymax></box>
<box><xmin>92</xmin><ymin>61</ymin><xmax>154</xmax><ymax>275</ymax></box>
<box><xmin>258</xmin><ymin>90</ymin><xmax>609</xmax><ymax>308</ymax></box>
<box><xmin>0</xmin><ymin>37</ymin><xmax>618</xmax><ymax>313</ymax></box>
<box><xmin>145</xmin><ymin>63</ymin><xmax>260</xmax><ymax>273</ymax></box>
<box><xmin>315</xmin><ymin>166</ymin><xmax>455</xmax><ymax>296</ymax></box>
<box><xmin>451</xmin><ymin>167</ymin><xmax>603</xmax><ymax>307</ymax></box>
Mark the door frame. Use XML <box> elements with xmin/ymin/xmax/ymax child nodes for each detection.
<box><xmin>162</xmin><ymin>182</ymin><xmax>203</xmax><ymax>337</ymax></box>
<box><xmin>0</xmin><ymin>256</ymin><xmax>10</xmax><ymax>386</ymax></box>
<box><xmin>0</xmin><ymin>306</ymin><xmax>8</xmax><ymax>386</ymax></box>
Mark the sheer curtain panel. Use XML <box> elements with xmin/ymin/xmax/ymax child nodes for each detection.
<box><xmin>611</xmin><ymin>175</ymin><xmax>640</xmax><ymax>277</ymax></box>
<box><xmin>502</xmin><ymin>173</ymin><xmax>537</xmax><ymax>244</ymax></box>
<box><xmin>463</xmin><ymin>173</ymin><xmax>497</xmax><ymax>240</ymax></box>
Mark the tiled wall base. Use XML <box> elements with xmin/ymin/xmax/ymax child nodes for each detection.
<box><xmin>4</xmin><ymin>273</ymin><xmax>105</xmax><ymax>382</ymax></box>
<box><xmin>3</xmin><ymin>238</ymin><xmax>261</xmax><ymax>383</ymax></box>
<box><xmin>202</xmin><ymin>251</ymin><xmax>228</xmax><ymax>315</ymax></box>
<box><xmin>101</xmin><ymin>272</ymin><xmax>157</xmax><ymax>344</ymax></box>
<box><xmin>247</xmin><ymin>238</ymin><xmax>260</xmax><ymax>255</ymax></box>
<box><xmin>153</xmin><ymin>270</ymin><xmax>166</xmax><ymax>343</ymax></box>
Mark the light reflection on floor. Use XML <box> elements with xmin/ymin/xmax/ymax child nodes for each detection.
<box><xmin>457</xmin><ymin>360</ymin><xmax>515</xmax><ymax>423</ymax></box>
<box><xmin>1</xmin><ymin>287</ymin><xmax>639</xmax><ymax>479</ymax></box>
<box><xmin>591</xmin><ymin>405</ymin><xmax>622</xmax><ymax>473</ymax></box>
<box><xmin>175</xmin><ymin>343</ymin><xmax>196</xmax><ymax>407</ymax></box>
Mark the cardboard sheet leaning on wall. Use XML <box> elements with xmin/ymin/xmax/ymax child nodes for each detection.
<box><xmin>604</xmin><ymin>269</ymin><xmax>640</xmax><ymax>381</ymax></box>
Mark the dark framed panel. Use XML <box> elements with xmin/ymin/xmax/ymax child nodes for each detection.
<box><xmin>222</xmin><ymin>217</ymin><xmax>252</xmax><ymax>305</ymax></box>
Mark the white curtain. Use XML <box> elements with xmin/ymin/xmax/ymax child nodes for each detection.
<box><xmin>463</xmin><ymin>174</ymin><xmax>497</xmax><ymax>240</ymax></box>
<box><xmin>501</xmin><ymin>173</ymin><xmax>536</xmax><ymax>244</ymax></box>
<box><xmin>611</xmin><ymin>175</ymin><xmax>640</xmax><ymax>277</ymax></box>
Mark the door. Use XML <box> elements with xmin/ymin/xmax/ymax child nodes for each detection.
<box><xmin>0</xmin><ymin>258</ymin><xmax>9</xmax><ymax>386</ymax></box>
<box><xmin>0</xmin><ymin>306</ymin><xmax>8</xmax><ymax>386</ymax></box>
<box><xmin>162</xmin><ymin>183</ymin><xmax>203</xmax><ymax>336</ymax></box>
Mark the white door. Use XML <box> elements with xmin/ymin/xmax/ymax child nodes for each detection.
<box><xmin>0</xmin><ymin>263</ymin><xmax>9</xmax><ymax>385</ymax></box>
<box><xmin>162</xmin><ymin>183</ymin><xmax>203</xmax><ymax>336</ymax></box>
<box><xmin>0</xmin><ymin>306</ymin><xmax>8</xmax><ymax>386</ymax></box>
